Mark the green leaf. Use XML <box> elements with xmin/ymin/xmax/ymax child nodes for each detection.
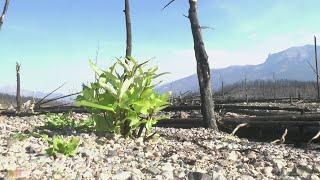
<box><xmin>119</xmin><ymin>77</ymin><xmax>134</xmax><ymax>98</ymax></box>
<box><xmin>99</xmin><ymin>78</ymin><xmax>117</xmax><ymax>95</ymax></box>
<box><xmin>76</xmin><ymin>100</ymin><xmax>115</xmax><ymax>112</ymax></box>
<box><xmin>116</xmin><ymin>58</ymin><xmax>131</xmax><ymax>73</ymax></box>
<box><xmin>89</xmin><ymin>60</ymin><xmax>103</xmax><ymax>76</ymax></box>
<box><xmin>93</xmin><ymin>114</ymin><xmax>114</xmax><ymax>132</ymax></box>
<box><xmin>141</xmin><ymin>88</ymin><xmax>154</xmax><ymax>98</ymax></box>
<box><xmin>77</xmin><ymin>57</ymin><xmax>170</xmax><ymax>137</ymax></box>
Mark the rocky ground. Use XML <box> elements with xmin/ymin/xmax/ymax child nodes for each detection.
<box><xmin>0</xmin><ymin>115</ymin><xmax>320</xmax><ymax>180</ymax></box>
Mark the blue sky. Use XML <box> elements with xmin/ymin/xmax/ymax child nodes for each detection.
<box><xmin>0</xmin><ymin>0</ymin><xmax>319</xmax><ymax>94</ymax></box>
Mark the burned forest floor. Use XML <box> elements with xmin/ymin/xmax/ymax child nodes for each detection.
<box><xmin>0</xmin><ymin>113</ymin><xmax>320</xmax><ymax>179</ymax></box>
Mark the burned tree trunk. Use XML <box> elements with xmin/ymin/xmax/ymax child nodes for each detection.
<box><xmin>188</xmin><ymin>0</ymin><xmax>217</xmax><ymax>130</ymax></box>
<box><xmin>16</xmin><ymin>62</ymin><xmax>21</xmax><ymax>112</ymax></box>
<box><xmin>314</xmin><ymin>36</ymin><xmax>319</xmax><ymax>100</ymax></box>
<box><xmin>0</xmin><ymin>0</ymin><xmax>10</xmax><ymax>29</ymax></box>
<box><xmin>124</xmin><ymin>0</ymin><xmax>132</xmax><ymax>58</ymax></box>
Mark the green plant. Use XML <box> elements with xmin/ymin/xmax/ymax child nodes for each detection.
<box><xmin>44</xmin><ymin>113</ymin><xmax>75</xmax><ymax>130</ymax></box>
<box><xmin>44</xmin><ymin>113</ymin><xmax>94</xmax><ymax>131</ymax></box>
<box><xmin>45</xmin><ymin>136</ymin><xmax>80</xmax><ymax>157</ymax></box>
<box><xmin>76</xmin><ymin>57</ymin><xmax>170</xmax><ymax>138</ymax></box>
<box><xmin>10</xmin><ymin>132</ymin><xmax>29</xmax><ymax>141</ymax></box>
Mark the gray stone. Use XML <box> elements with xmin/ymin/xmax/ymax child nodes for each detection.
<box><xmin>188</xmin><ymin>172</ymin><xmax>211</xmax><ymax>180</ymax></box>
<box><xmin>272</xmin><ymin>158</ymin><xmax>287</xmax><ymax>171</ymax></box>
<box><xmin>247</xmin><ymin>151</ymin><xmax>257</xmax><ymax>159</ymax></box>
<box><xmin>82</xmin><ymin>170</ymin><xmax>93</xmax><ymax>178</ymax></box>
<box><xmin>107</xmin><ymin>150</ymin><xmax>117</xmax><ymax>157</ymax></box>
<box><xmin>314</xmin><ymin>164</ymin><xmax>320</xmax><ymax>173</ymax></box>
<box><xmin>227</xmin><ymin>151</ymin><xmax>238</xmax><ymax>162</ymax></box>
<box><xmin>112</xmin><ymin>171</ymin><xmax>132</xmax><ymax>180</ymax></box>
<box><xmin>239</xmin><ymin>175</ymin><xmax>255</xmax><ymax>180</ymax></box>
<box><xmin>263</xmin><ymin>166</ymin><xmax>273</xmax><ymax>177</ymax></box>
<box><xmin>310</xmin><ymin>174</ymin><xmax>320</xmax><ymax>180</ymax></box>
<box><xmin>147</xmin><ymin>167</ymin><xmax>161</xmax><ymax>175</ymax></box>
<box><xmin>212</xmin><ymin>173</ymin><xmax>227</xmax><ymax>180</ymax></box>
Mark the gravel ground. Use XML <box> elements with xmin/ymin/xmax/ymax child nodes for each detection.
<box><xmin>0</xmin><ymin>115</ymin><xmax>320</xmax><ymax>180</ymax></box>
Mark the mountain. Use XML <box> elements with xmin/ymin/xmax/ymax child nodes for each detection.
<box><xmin>0</xmin><ymin>85</ymin><xmax>64</xmax><ymax>99</ymax></box>
<box><xmin>157</xmin><ymin>45</ymin><xmax>320</xmax><ymax>95</ymax></box>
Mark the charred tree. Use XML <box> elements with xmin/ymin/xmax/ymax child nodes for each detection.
<box><xmin>124</xmin><ymin>0</ymin><xmax>132</xmax><ymax>58</ymax></box>
<box><xmin>187</xmin><ymin>0</ymin><xmax>217</xmax><ymax>129</ymax></box>
<box><xmin>16</xmin><ymin>62</ymin><xmax>21</xmax><ymax>112</ymax></box>
<box><xmin>314</xmin><ymin>36</ymin><xmax>319</xmax><ymax>100</ymax></box>
<box><xmin>0</xmin><ymin>0</ymin><xmax>10</xmax><ymax>29</ymax></box>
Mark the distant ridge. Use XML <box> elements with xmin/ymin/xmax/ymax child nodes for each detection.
<box><xmin>157</xmin><ymin>45</ymin><xmax>320</xmax><ymax>95</ymax></box>
<box><xmin>0</xmin><ymin>85</ymin><xmax>64</xmax><ymax>100</ymax></box>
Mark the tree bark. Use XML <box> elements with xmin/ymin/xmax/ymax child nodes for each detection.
<box><xmin>188</xmin><ymin>0</ymin><xmax>217</xmax><ymax>130</ymax></box>
<box><xmin>16</xmin><ymin>62</ymin><xmax>21</xmax><ymax>112</ymax></box>
<box><xmin>0</xmin><ymin>0</ymin><xmax>10</xmax><ymax>29</ymax></box>
<box><xmin>124</xmin><ymin>0</ymin><xmax>132</xmax><ymax>58</ymax></box>
<box><xmin>314</xmin><ymin>36</ymin><xmax>319</xmax><ymax>100</ymax></box>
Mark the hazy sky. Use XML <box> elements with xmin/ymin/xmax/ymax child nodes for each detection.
<box><xmin>0</xmin><ymin>0</ymin><xmax>320</xmax><ymax>94</ymax></box>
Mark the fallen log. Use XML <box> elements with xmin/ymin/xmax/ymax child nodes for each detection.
<box><xmin>223</xmin><ymin>114</ymin><xmax>320</xmax><ymax>122</ymax></box>
<box><xmin>156</xmin><ymin>118</ymin><xmax>205</xmax><ymax>128</ymax></box>
<box><xmin>222</xmin><ymin>119</ymin><xmax>320</xmax><ymax>127</ymax></box>
<box><xmin>163</xmin><ymin>104</ymin><xmax>310</xmax><ymax>113</ymax></box>
<box><xmin>227</xmin><ymin>109</ymin><xmax>302</xmax><ymax>116</ymax></box>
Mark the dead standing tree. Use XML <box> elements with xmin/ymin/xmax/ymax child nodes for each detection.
<box><xmin>0</xmin><ymin>0</ymin><xmax>10</xmax><ymax>29</ymax></box>
<box><xmin>16</xmin><ymin>62</ymin><xmax>21</xmax><ymax>112</ymax></box>
<box><xmin>124</xmin><ymin>0</ymin><xmax>132</xmax><ymax>58</ymax></box>
<box><xmin>314</xmin><ymin>36</ymin><xmax>319</xmax><ymax>100</ymax></box>
<box><xmin>163</xmin><ymin>0</ymin><xmax>218</xmax><ymax>129</ymax></box>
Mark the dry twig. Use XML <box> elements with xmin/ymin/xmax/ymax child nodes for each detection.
<box><xmin>231</xmin><ymin>123</ymin><xmax>247</xmax><ymax>136</ymax></box>
<box><xmin>271</xmin><ymin>128</ymin><xmax>288</xmax><ymax>144</ymax></box>
<box><xmin>308</xmin><ymin>131</ymin><xmax>320</xmax><ymax>144</ymax></box>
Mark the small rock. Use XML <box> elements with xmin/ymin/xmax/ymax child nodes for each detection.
<box><xmin>107</xmin><ymin>150</ymin><xmax>117</xmax><ymax>157</ymax></box>
<box><xmin>82</xmin><ymin>171</ymin><xmax>93</xmax><ymax>178</ymax></box>
<box><xmin>239</xmin><ymin>175</ymin><xmax>255</xmax><ymax>180</ymax></box>
<box><xmin>294</xmin><ymin>166</ymin><xmax>310</xmax><ymax>178</ymax></box>
<box><xmin>99</xmin><ymin>173</ymin><xmax>109</xmax><ymax>180</ymax></box>
<box><xmin>188</xmin><ymin>172</ymin><xmax>211</xmax><ymax>180</ymax></box>
<box><xmin>212</xmin><ymin>173</ymin><xmax>227</xmax><ymax>180</ymax></box>
<box><xmin>227</xmin><ymin>151</ymin><xmax>238</xmax><ymax>162</ymax></box>
<box><xmin>263</xmin><ymin>166</ymin><xmax>273</xmax><ymax>177</ymax></box>
<box><xmin>147</xmin><ymin>167</ymin><xmax>161</xmax><ymax>175</ymax></box>
<box><xmin>171</xmin><ymin>154</ymin><xmax>179</xmax><ymax>161</ymax></box>
<box><xmin>272</xmin><ymin>158</ymin><xmax>287</xmax><ymax>171</ymax></box>
<box><xmin>135</xmin><ymin>137</ymin><xmax>144</xmax><ymax>146</ymax></box>
<box><xmin>180</xmin><ymin>112</ymin><xmax>190</xmax><ymax>119</ymax></box>
<box><xmin>112</xmin><ymin>171</ymin><xmax>132</xmax><ymax>180</ymax></box>
<box><xmin>161</xmin><ymin>163</ymin><xmax>173</xmax><ymax>172</ymax></box>
<box><xmin>178</xmin><ymin>171</ymin><xmax>186</xmax><ymax>178</ymax></box>
<box><xmin>162</xmin><ymin>171</ymin><xmax>174</xmax><ymax>179</ymax></box>
<box><xmin>247</xmin><ymin>151</ymin><xmax>257</xmax><ymax>159</ymax></box>
<box><xmin>25</xmin><ymin>146</ymin><xmax>36</xmax><ymax>154</ymax></box>
<box><xmin>314</xmin><ymin>164</ymin><xmax>320</xmax><ymax>173</ymax></box>
<box><xmin>310</xmin><ymin>174</ymin><xmax>320</xmax><ymax>180</ymax></box>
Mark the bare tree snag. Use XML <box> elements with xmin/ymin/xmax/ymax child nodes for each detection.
<box><xmin>124</xmin><ymin>0</ymin><xmax>132</xmax><ymax>58</ymax></box>
<box><xmin>0</xmin><ymin>0</ymin><xmax>10</xmax><ymax>30</ymax></box>
<box><xmin>188</xmin><ymin>0</ymin><xmax>217</xmax><ymax>130</ymax></box>
<box><xmin>16</xmin><ymin>62</ymin><xmax>21</xmax><ymax>112</ymax></box>
<box><xmin>314</xmin><ymin>36</ymin><xmax>319</xmax><ymax>100</ymax></box>
<box><xmin>244</xmin><ymin>75</ymin><xmax>248</xmax><ymax>103</ymax></box>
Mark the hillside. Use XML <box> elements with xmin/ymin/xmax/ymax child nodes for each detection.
<box><xmin>216</xmin><ymin>79</ymin><xmax>317</xmax><ymax>100</ymax></box>
<box><xmin>158</xmin><ymin>45</ymin><xmax>320</xmax><ymax>95</ymax></box>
